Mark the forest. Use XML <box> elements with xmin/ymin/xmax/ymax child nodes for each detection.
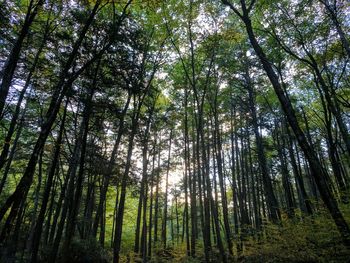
<box><xmin>0</xmin><ymin>0</ymin><xmax>350</xmax><ymax>262</ymax></box>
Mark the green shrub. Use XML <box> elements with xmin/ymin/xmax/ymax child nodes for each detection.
<box><xmin>58</xmin><ymin>237</ymin><xmax>112</xmax><ymax>263</ymax></box>
<box><xmin>241</xmin><ymin>208</ymin><xmax>350</xmax><ymax>262</ymax></box>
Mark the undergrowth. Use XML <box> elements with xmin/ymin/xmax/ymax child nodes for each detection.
<box><xmin>127</xmin><ymin>205</ymin><xmax>350</xmax><ymax>262</ymax></box>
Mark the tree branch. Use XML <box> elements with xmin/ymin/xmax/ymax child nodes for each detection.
<box><xmin>221</xmin><ymin>0</ymin><xmax>244</xmax><ymax>20</ymax></box>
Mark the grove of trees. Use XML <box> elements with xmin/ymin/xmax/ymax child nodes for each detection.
<box><xmin>0</xmin><ymin>0</ymin><xmax>349</xmax><ymax>262</ymax></box>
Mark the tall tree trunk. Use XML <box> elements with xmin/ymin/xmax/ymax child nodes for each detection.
<box><xmin>319</xmin><ymin>88</ymin><xmax>349</xmax><ymax>202</ymax></box>
<box><xmin>148</xmin><ymin>136</ymin><xmax>157</xmax><ymax>259</ymax></box>
<box><xmin>274</xmin><ymin>122</ymin><xmax>295</xmax><ymax>218</ymax></box>
<box><xmin>245</xmin><ymin>72</ymin><xmax>280</xmax><ymax>222</ymax></box>
<box><xmin>183</xmin><ymin>106</ymin><xmax>191</xmax><ymax>255</ymax></box>
<box><xmin>113</xmin><ymin>92</ymin><xmax>148</xmax><ymax>263</ymax></box>
<box><xmin>93</xmin><ymin>94</ymin><xmax>131</xmax><ymax>238</ymax></box>
<box><xmin>153</xmin><ymin>134</ymin><xmax>161</xmax><ymax>248</ymax></box>
<box><xmin>43</xmin><ymin>162</ymin><xmax>59</xmax><ymax>245</ymax></box>
<box><xmin>285</xmin><ymin>123</ymin><xmax>313</xmax><ymax>215</ymax></box>
<box><xmin>222</xmin><ymin>1</ymin><xmax>350</xmax><ymax>246</ymax></box>
<box><xmin>247</xmin><ymin>133</ymin><xmax>261</xmax><ymax>231</ymax></box>
<box><xmin>184</xmin><ymin>87</ymin><xmax>196</xmax><ymax>257</ymax></box>
<box><xmin>230</xmin><ymin>104</ymin><xmax>240</xmax><ymax>237</ymax></box>
<box><xmin>62</xmin><ymin>83</ymin><xmax>96</xmax><ymax>260</ymax></box>
<box><xmin>30</xmin><ymin>100</ymin><xmax>68</xmax><ymax>263</ymax></box>
<box><xmin>49</xmin><ymin>108</ymin><xmax>88</xmax><ymax>262</ymax></box>
<box><xmin>212</xmin><ymin>97</ymin><xmax>233</xmax><ymax>254</ymax></box>
<box><xmin>162</xmin><ymin>129</ymin><xmax>173</xmax><ymax>249</ymax></box>
<box><xmin>134</xmin><ymin>99</ymin><xmax>155</xmax><ymax>253</ymax></box>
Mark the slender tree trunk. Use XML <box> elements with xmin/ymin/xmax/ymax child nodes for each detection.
<box><xmin>183</xmin><ymin>114</ymin><xmax>191</xmax><ymax>255</ymax></box>
<box><xmin>162</xmin><ymin>129</ymin><xmax>173</xmax><ymax>249</ymax></box>
<box><xmin>93</xmin><ymin>94</ymin><xmax>131</xmax><ymax>238</ymax></box>
<box><xmin>30</xmin><ymin>100</ymin><xmax>68</xmax><ymax>263</ymax></box>
<box><xmin>222</xmin><ymin>2</ymin><xmax>350</xmax><ymax>245</ymax></box>
<box><xmin>247</xmin><ymin>133</ymin><xmax>261</xmax><ymax>231</ymax></box>
<box><xmin>62</xmin><ymin>83</ymin><xmax>96</xmax><ymax>260</ymax></box>
<box><xmin>184</xmin><ymin>87</ymin><xmax>196</xmax><ymax>257</ymax></box>
<box><xmin>49</xmin><ymin>109</ymin><xmax>87</xmax><ymax>262</ymax></box>
<box><xmin>134</xmin><ymin>100</ymin><xmax>155</xmax><ymax>253</ymax></box>
<box><xmin>113</xmin><ymin>120</ymin><xmax>137</xmax><ymax>263</ymax></box>
<box><xmin>246</xmin><ymin>72</ymin><xmax>280</xmax><ymax>222</ymax></box>
<box><xmin>230</xmin><ymin>104</ymin><xmax>240</xmax><ymax>237</ymax></box>
<box><xmin>319</xmin><ymin>89</ymin><xmax>349</xmax><ymax>202</ymax></box>
<box><xmin>111</xmin><ymin>185</ymin><xmax>119</xmax><ymax>248</ymax></box>
<box><xmin>153</xmin><ymin>135</ymin><xmax>161</xmax><ymax>248</ymax></box>
<box><xmin>148</xmin><ymin>136</ymin><xmax>157</xmax><ymax>259</ymax></box>
<box><xmin>212</xmin><ymin>98</ymin><xmax>233</xmax><ymax>254</ymax></box>
<box><xmin>141</xmin><ymin>159</ymin><xmax>149</xmax><ymax>263</ymax></box>
<box><xmin>274</xmin><ymin>122</ymin><xmax>295</xmax><ymax>218</ymax></box>
<box><xmin>43</xmin><ymin>163</ymin><xmax>59</xmax><ymax>244</ymax></box>
<box><xmin>113</xmin><ymin>92</ymin><xmax>148</xmax><ymax>263</ymax></box>
<box><xmin>285</xmin><ymin>123</ymin><xmax>313</xmax><ymax>215</ymax></box>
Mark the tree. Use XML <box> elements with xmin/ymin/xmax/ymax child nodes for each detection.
<box><xmin>222</xmin><ymin>0</ymin><xmax>350</xmax><ymax>247</ymax></box>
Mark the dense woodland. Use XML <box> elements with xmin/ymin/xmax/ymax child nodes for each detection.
<box><xmin>0</xmin><ymin>0</ymin><xmax>350</xmax><ymax>262</ymax></box>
